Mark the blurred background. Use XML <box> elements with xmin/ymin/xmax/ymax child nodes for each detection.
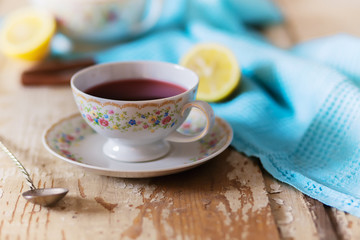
<box><xmin>2</xmin><ymin>0</ymin><xmax>360</xmax><ymax>49</ymax></box>
<box><xmin>264</xmin><ymin>0</ymin><xmax>360</xmax><ymax>48</ymax></box>
<box><xmin>1</xmin><ymin>0</ymin><xmax>360</xmax><ymax>86</ymax></box>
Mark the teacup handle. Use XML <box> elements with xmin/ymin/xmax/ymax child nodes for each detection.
<box><xmin>132</xmin><ymin>0</ymin><xmax>163</xmax><ymax>34</ymax></box>
<box><xmin>166</xmin><ymin>100</ymin><xmax>215</xmax><ymax>143</ymax></box>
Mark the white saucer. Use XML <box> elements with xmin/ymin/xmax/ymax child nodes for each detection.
<box><xmin>43</xmin><ymin>110</ymin><xmax>233</xmax><ymax>178</ymax></box>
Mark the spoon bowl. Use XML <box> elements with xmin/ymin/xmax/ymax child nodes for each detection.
<box><xmin>0</xmin><ymin>139</ymin><xmax>69</xmax><ymax>207</ymax></box>
<box><xmin>22</xmin><ymin>188</ymin><xmax>69</xmax><ymax>206</ymax></box>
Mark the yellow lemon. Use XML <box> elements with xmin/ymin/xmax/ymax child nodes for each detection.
<box><xmin>180</xmin><ymin>43</ymin><xmax>241</xmax><ymax>102</ymax></box>
<box><xmin>0</xmin><ymin>7</ymin><xmax>56</xmax><ymax>61</ymax></box>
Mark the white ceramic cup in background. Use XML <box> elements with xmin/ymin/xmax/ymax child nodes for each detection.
<box><xmin>30</xmin><ymin>0</ymin><xmax>163</xmax><ymax>43</ymax></box>
<box><xmin>71</xmin><ymin>61</ymin><xmax>215</xmax><ymax>162</ymax></box>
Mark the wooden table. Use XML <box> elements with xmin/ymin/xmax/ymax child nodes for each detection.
<box><xmin>1</xmin><ymin>0</ymin><xmax>360</xmax><ymax>239</ymax></box>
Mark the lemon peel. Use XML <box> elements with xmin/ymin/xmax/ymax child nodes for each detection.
<box><xmin>0</xmin><ymin>7</ymin><xmax>56</xmax><ymax>61</ymax></box>
<box><xmin>180</xmin><ymin>43</ymin><xmax>241</xmax><ymax>102</ymax></box>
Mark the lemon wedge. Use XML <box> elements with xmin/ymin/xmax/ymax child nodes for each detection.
<box><xmin>180</xmin><ymin>43</ymin><xmax>241</xmax><ymax>102</ymax></box>
<box><xmin>0</xmin><ymin>7</ymin><xmax>56</xmax><ymax>61</ymax></box>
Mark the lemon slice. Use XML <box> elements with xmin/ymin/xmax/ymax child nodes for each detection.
<box><xmin>0</xmin><ymin>7</ymin><xmax>56</xmax><ymax>61</ymax></box>
<box><xmin>180</xmin><ymin>43</ymin><xmax>241</xmax><ymax>102</ymax></box>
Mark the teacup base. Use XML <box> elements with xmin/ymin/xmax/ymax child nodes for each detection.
<box><xmin>103</xmin><ymin>139</ymin><xmax>171</xmax><ymax>162</ymax></box>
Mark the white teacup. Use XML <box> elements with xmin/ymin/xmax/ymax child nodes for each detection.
<box><xmin>71</xmin><ymin>61</ymin><xmax>215</xmax><ymax>162</ymax></box>
<box><xmin>30</xmin><ymin>0</ymin><xmax>163</xmax><ymax>43</ymax></box>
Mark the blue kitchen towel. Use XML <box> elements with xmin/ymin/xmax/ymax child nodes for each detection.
<box><xmin>54</xmin><ymin>0</ymin><xmax>360</xmax><ymax>216</ymax></box>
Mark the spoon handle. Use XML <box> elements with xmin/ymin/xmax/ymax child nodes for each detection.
<box><xmin>0</xmin><ymin>140</ymin><xmax>36</xmax><ymax>190</ymax></box>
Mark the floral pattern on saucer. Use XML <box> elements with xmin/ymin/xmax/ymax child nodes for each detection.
<box><xmin>43</xmin><ymin>110</ymin><xmax>233</xmax><ymax>178</ymax></box>
<box><xmin>50</xmin><ymin>110</ymin><xmax>224</xmax><ymax>162</ymax></box>
<box><xmin>190</xmin><ymin>128</ymin><xmax>228</xmax><ymax>162</ymax></box>
<box><xmin>48</xmin><ymin>120</ymin><xmax>94</xmax><ymax>163</ymax></box>
<box><xmin>177</xmin><ymin>111</ymin><xmax>228</xmax><ymax>161</ymax></box>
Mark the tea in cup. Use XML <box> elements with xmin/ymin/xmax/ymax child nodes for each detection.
<box><xmin>71</xmin><ymin>61</ymin><xmax>215</xmax><ymax>162</ymax></box>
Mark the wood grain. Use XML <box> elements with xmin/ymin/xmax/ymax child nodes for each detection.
<box><xmin>263</xmin><ymin>170</ymin><xmax>318</xmax><ymax>240</ymax></box>
<box><xmin>0</xmin><ymin>55</ymin><xmax>279</xmax><ymax>239</ymax></box>
<box><xmin>1</xmin><ymin>0</ymin><xmax>360</xmax><ymax>239</ymax></box>
<box><xmin>273</xmin><ymin>0</ymin><xmax>360</xmax><ymax>44</ymax></box>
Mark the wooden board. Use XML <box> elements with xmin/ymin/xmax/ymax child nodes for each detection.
<box><xmin>0</xmin><ymin>0</ymin><xmax>360</xmax><ymax>239</ymax></box>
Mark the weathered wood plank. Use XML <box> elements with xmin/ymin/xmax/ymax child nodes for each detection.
<box><xmin>302</xmin><ymin>196</ymin><xmax>338</xmax><ymax>240</ymax></box>
<box><xmin>262</xmin><ymin>171</ymin><xmax>319</xmax><ymax>240</ymax></box>
<box><xmin>262</xmin><ymin>24</ymin><xmax>294</xmax><ymax>49</ymax></box>
<box><xmin>327</xmin><ymin>208</ymin><xmax>360</xmax><ymax>240</ymax></box>
<box><xmin>0</xmin><ymin>112</ymin><xmax>281</xmax><ymax>240</ymax></box>
<box><xmin>0</xmin><ymin>0</ymin><xmax>24</xmax><ymax>15</ymax></box>
<box><xmin>0</xmin><ymin>58</ymin><xmax>280</xmax><ymax>239</ymax></box>
<box><xmin>274</xmin><ymin>0</ymin><xmax>360</xmax><ymax>43</ymax></box>
<box><xmin>1</xmin><ymin>0</ymin><xmax>360</xmax><ymax>239</ymax></box>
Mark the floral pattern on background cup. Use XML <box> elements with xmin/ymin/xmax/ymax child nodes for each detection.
<box><xmin>30</xmin><ymin>0</ymin><xmax>163</xmax><ymax>43</ymax></box>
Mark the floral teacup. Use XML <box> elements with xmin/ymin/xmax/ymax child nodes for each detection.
<box><xmin>71</xmin><ymin>61</ymin><xmax>215</xmax><ymax>162</ymax></box>
<box><xmin>30</xmin><ymin>0</ymin><xmax>163</xmax><ymax>43</ymax></box>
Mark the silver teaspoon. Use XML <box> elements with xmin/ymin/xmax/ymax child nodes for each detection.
<box><xmin>0</xmin><ymin>140</ymin><xmax>68</xmax><ymax>206</ymax></box>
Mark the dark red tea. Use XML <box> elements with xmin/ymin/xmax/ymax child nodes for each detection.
<box><xmin>84</xmin><ymin>78</ymin><xmax>187</xmax><ymax>101</ymax></box>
